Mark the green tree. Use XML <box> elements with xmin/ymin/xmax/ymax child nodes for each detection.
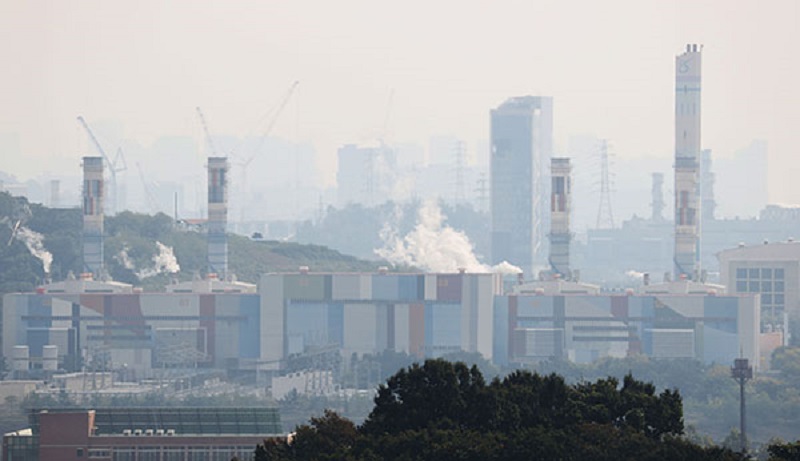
<box><xmin>768</xmin><ymin>439</ymin><xmax>800</xmax><ymax>460</ymax></box>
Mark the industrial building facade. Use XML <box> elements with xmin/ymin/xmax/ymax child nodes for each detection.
<box><xmin>718</xmin><ymin>241</ymin><xmax>800</xmax><ymax>329</ymax></box>
<box><xmin>2</xmin><ymin>407</ymin><xmax>282</xmax><ymax>461</ymax></box>
<box><xmin>259</xmin><ymin>272</ymin><xmax>496</xmax><ymax>367</ymax></box>
<box><xmin>494</xmin><ymin>293</ymin><xmax>759</xmax><ymax>368</ymax></box>
<box><xmin>2</xmin><ymin>291</ymin><xmax>261</xmax><ymax>378</ymax></box>
<box><xmin>2</xmin><ymin>270</ymin><xmax>765</xmax><ymax>378</ymax></box>
<box><xmin>490</xmin><ymin>96</ymin><xmax>553</xmax><ymax>277</ymax></box>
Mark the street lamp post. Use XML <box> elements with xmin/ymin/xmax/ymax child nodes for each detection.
<box><xmin>731</xmin><ymin>358</ymin><xmax>753</xmax><ymax>454</ymax></box>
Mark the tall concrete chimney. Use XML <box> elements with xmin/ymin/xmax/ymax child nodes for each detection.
<box><xmin>207</xmin><ymin>157</ymin><xmax>229</xmax><ymax>276</ymax></box>
<box><xmin>548</xmin><ymin>157</ymin><xmax>571</xmax><ymax>278</ymax></box>
<box><xmin>674</xmin><ymin>44</ymin><xmax>702</xmax><ymax>280</ymax></box>
<box><xmin>82</xmin><ymin>157</ymin><xmax>104</xmax><ymax>277</ymax></box>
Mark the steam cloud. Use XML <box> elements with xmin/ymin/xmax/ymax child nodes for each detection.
<box><xmin>115</xmin><ymin>246</ymin><xmax>135</xmax><ymax>270</ymax></box>
<box><xmin>16</xmin><ymin>227</ymin><xmax>53</xmax><ymax>274</ymax></box>
<box><xmin>375</xmin><ymin>200</ymin><xmax>522</xmax><ymax>274</ymax></box>
<box><xmin>136</xmin><ymin>241</ymin><xmax>180</xmax><ymax>279</ymax></box>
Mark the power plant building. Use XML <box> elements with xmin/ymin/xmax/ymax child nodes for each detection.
<box><xmin>491</xmin><ymin>96</ymin><xmax>553</xmax><ymax>277</ymax></box>
<box><xmin>2</xmin><ymin>288</ymin><xmax>261</xmax><ymax>378</ymax></box>
<box><xmin>259</xmin><ymin>271</ymin><xmax>497</xmax><ymax>367</ymax></box>
<box><xmin>718</xmin><ymin>241</ymin><xmax>800</xmax><ymax>329</ymax></box>
<box><xmin>494</xmin><ymin>292</ymin><xmax>759</xmax><ymax>368</ymax></box>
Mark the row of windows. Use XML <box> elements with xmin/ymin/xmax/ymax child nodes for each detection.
<box><xmin>735</xmin><ymin>280</ymin><xmax>785</xmax><ymax>293</ymax></box>
<box><xmin>735</xmin><ymin>268</ymin><xmax>785</xmax><ymax>280</ymax></box>
<box><xmin>106</xmin><ymin>445</ymin><xmax>255</xmax><ymax>461</ymax></box>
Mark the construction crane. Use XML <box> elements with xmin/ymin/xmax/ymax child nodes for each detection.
<box><xmin>195</xmin><ymin>107</ymin><xmax>219</xmax><ymax>157</ymax></box>
<box><xmin>242</xmin><ymin>80</ymin><xmax>300</xmax><ymax>167</ymax></box>
<box><xmin>136</xmin><ymin>162</ymin><xmax>162</xmax><ymax>214</ymax></box>
<box><xmin>77</xmin><ymin>116</ymin><xmax>127</xmax><ymax>215</ymax></box>
<box><xmin>236</xmin><ymin>80</ymin><xmax>300</xmax><ymax>221</ymax></box>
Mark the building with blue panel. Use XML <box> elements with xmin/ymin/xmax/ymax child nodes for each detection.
<box><xmin>494</xmin><ymin>292</ymin><xmax>759</xmax><ymax>368</ymax></box>
<box><xmin>2</xmin><ymin>287</ymin><xmax>261</xmax><ymax>379</ymax></box>
<box><xmin>259</xmin><ymin>272</ymin><xmax>497</xmax><ymax>368</ymax></box>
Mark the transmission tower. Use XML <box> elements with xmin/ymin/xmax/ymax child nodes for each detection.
<box><xmin>453</xmin><ymin>140</ymin><xmax>466</xmax><ymax>204</ymax></box>
<box><xmin>596</xmin><ymin>140</ymin><xmax>615</xmax><ymax>229</ymax></box>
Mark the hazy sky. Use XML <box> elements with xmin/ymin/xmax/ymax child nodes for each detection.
<box><xmin>1</xmin><ymin>1</ymin><xmax>799</xmax><ymax>201</ymax></box>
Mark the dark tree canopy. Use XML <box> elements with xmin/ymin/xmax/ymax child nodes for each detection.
<box><xmin>256</xmin><ymin>359</ymin><xmax>744</xmax><ymax>461</ymax></box>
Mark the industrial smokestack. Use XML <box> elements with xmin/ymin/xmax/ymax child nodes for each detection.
<box><xmin>674</xmin><ymin>44</ymin><xmax>703</xmax><ymax>280</ymax></box>
<box><xmin>82</xmin><ymin>157</ymin><xmax>104</xmax><ymax>277</ymax></box>
<box><xmin>207</xmin><ymin>157</ymin><xmax>229</xmax><ymax>277</ymax></box>
<box><xmin>548</xmin><ymin>157</ymin><xmax>571</xmax><ymax>278</ymax></box>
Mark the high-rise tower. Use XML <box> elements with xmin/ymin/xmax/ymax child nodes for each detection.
<box><xmin>549</xmin><ymin>158</ymin><xmax>572</xmax><ymax>278</ymax></box>
<box><xmin>207</xmin><ymin>157</ymin><xmax>229</xmax><ymax>276</ymax></box>
<box><xmin>490</xmin><ymin>96</ymin><xmax>553</xmax><ymax>276</ymax></box>
<box><xmin>674</xmin><ymin>44</ymin><xmax>702</xmax><ymax>279</ymax></box>
<box><xmin>82</xmin><ymin>157</ymin><xmax>104</xmax><ymax>277</ymax></box>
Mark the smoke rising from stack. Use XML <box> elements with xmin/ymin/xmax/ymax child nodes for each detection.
<box><xmin>136</xmin><ymin>241</ymin><xmax>180</xmax><ymax>279</ymax></box>
<box><xmin>376</xmin><ymin>200</ymin><xmax>522</xmax><ymax>274</ymax></box>
<box><xmin>15</xmin><ymin>227</ymin><xmax>53</xmax><ymax>274</ymax></box>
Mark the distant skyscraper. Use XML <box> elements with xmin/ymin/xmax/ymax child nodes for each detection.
<box><xmin>715</xmin><ymin>140</ymin><xmax>768</xmax><ymax>218</ymax></box>
<box><xmin>674</xmin><ymin>44</ymin><xmax>702</xmax><ymax>279</ymax></box>
<box><xmin>490</xmin><ymin>96</ymin><xmax>553</xmax><ymax>277</ymax></box>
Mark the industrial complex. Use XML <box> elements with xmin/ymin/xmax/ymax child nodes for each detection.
<box><xmin>0</xmin><ymin>44</ymin><xmax>792</xmax><ymax>459</ymax></box>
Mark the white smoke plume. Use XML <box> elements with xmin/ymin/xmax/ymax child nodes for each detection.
<box><xmin>15</xmin><ymin>227</ymin><xmax>53</xmax><ymax>274</ymax></box>
<box><xmin>625</xmin><ymin>270</ymin><xmax>646</xmax><ymax>280</ymax></box>
<box><xmin>114</xmin><ymin>245</ymin><xmax>135</xmax><ymax>270</ymax></box>
<box><xmin>136</xmin><ymin>241</ymin><xmax>180</xmax><ymax>279</ymax></box>
<box><xmin>375</xmin><ymin>200</ymin><xmax>522</xmax><ymax>274</ymax></box>
<box><xmin>491</xmin><ymin>260</ymin><xmax>523</xmax><ymax>275</ymax></box>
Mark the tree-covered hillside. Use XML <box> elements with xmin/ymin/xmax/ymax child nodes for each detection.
<box><xmin>0</xmin><ymin>191</ymin><xmax>386</xmax><ymax>293</ymax></box>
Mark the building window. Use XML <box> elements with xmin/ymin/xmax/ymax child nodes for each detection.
<box><xmin>734</xmin><ymin>266</ymin><xmax>786</xmax><ymax>326</ymax></box>
<box><xmin>77</xmin><ymin>448</ymin><xmax>84</xmax><ymax>458</ymax></box>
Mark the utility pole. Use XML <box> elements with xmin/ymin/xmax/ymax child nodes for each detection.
<box><xmin>731</xmin><ymin>358</ymin><xmax>752</xmax><ymax>454</ymax></box>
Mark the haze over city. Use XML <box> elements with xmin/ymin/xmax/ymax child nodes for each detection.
<box><xmin>6</xmin><ymin>2</ymin><xmax>800</xmax><ymax>458</ymax></box>
<box><xmin>1</xmin><ymin>0</ymin><xmax>799</xmax><ymax>205</ymax></box>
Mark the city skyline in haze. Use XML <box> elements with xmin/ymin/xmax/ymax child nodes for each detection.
<box><xmin>1</xmin><ymin>1</ymin><xmax>798</xmax><ymax>204</ymax></box>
